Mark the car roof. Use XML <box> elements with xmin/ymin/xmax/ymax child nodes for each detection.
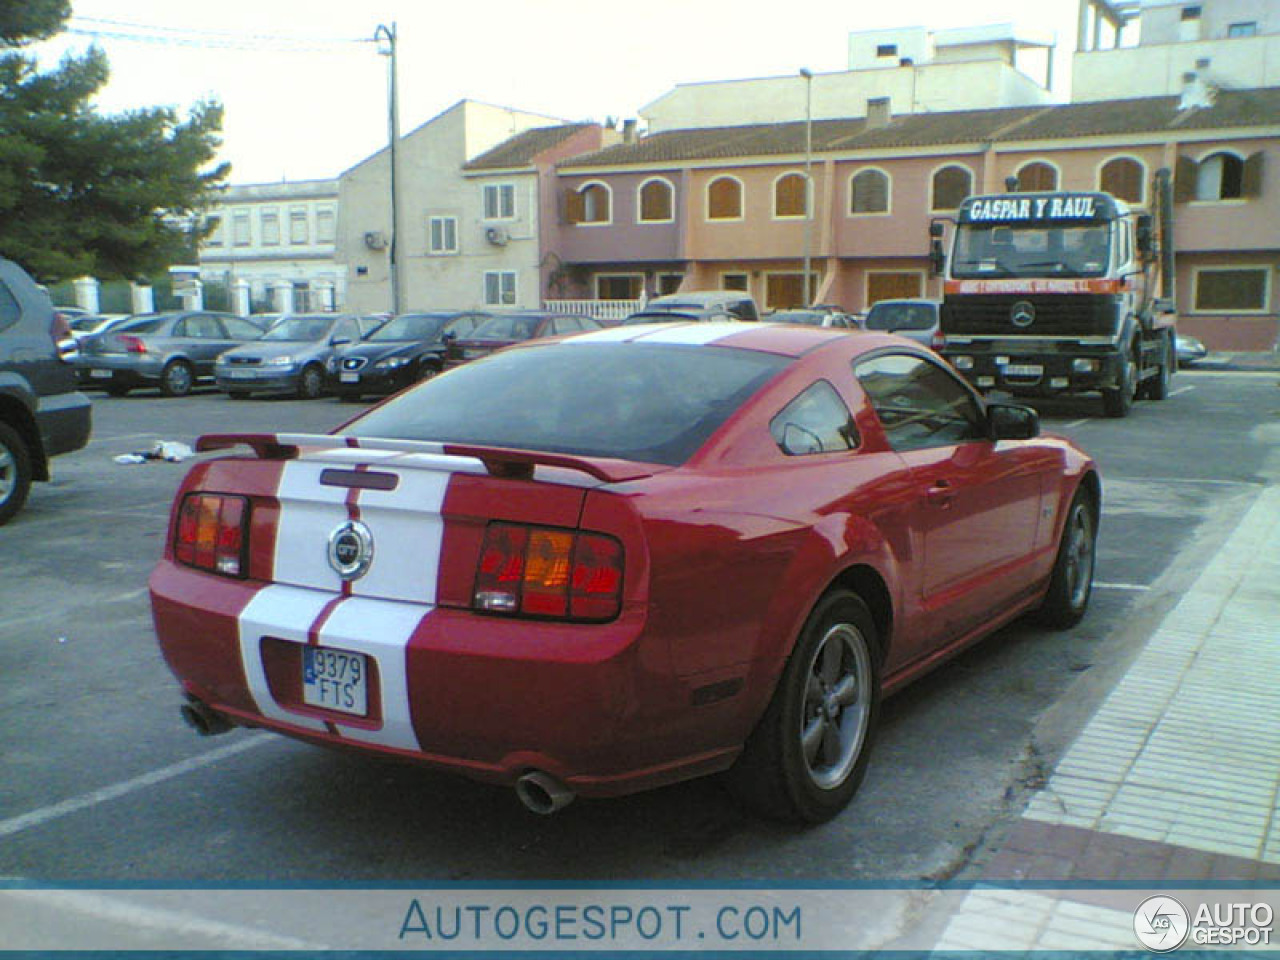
<box><xmin>545</xmin><ymin>320</ymin><xmax>907</xmax><ymax>360</ymax></box>
<box><xmin>868</xmin><ymin>298</ymin><xmax>939</xmax><ymax>308</ymax></box>
<box><xmin>649</xmin><ymin>290</ymin><xmax>751</xmax><ymax>306</ymax></box>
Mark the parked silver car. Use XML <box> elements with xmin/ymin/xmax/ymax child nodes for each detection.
<box><xmin>215</xmin><ymin>314</ymin><xmax>381</xmax><ymax>399</ymax></box>
<box><xmin>77</xmin><ymin>311</ymin><xmax>266</xmax><ymax>397</ymax></box>
<box><xmin>862</xmin><ymin>299</ymin><xmax>944</xmax><ymax>351</ymax></box>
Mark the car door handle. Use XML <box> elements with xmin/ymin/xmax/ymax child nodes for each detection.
<box><xmin>925</xmin><ymin>480</ymin><xmax>956</xmax><ymax>507</ymax></box>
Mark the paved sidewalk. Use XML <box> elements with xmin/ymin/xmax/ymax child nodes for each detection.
<box><xmin>935</xmin><ymin>484</ymin><xmax>1280</xmax><ymax>950</ymax></box>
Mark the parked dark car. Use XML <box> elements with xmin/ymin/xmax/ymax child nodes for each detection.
<box><xmin>0</xmin><ymin>258</ymin><xmax>92</xmax><ymax>524</ymax></box>
<box><xmin>862</xmin><ymin>299</ymin><xmax>944</xmax><ymax>351</ymax></box>
<box><xmin>328</xmin><ymin>311</ymin><xmax>489</xmax><ymax>399</ymax></box>
<box><xmin>443</xmin><ymin>312</ymin><xmax>599</xmax><ymax>369</ymax></box>
<box><xmin>622</xmin><ymin>290</ymin><xmax>761</xmax><ymax>325</ymax></box>
<box><xmin>215</xmin><ymin>314</ymin><xmax>381</xmax><ymax>399</ymax></box>
<box><xmin>769</xmin><ymin>308</ymin><xmax>858</xmax><ymax>329</ymax></box>
<box><xmin>77</xmin><ymin>311</ymin><xmax>265</xmax><ymax>396</ymax></box>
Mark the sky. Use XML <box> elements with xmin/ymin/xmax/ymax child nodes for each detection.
<box><xmin>34</xmin><ymin>0</ymin><xmax>1093</xmax><ymax>185</ymax></box>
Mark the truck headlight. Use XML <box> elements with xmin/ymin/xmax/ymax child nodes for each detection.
<box><xmin>953</xmin><ymin>356</ymin><xmax>974</xmax><ymax>370</ymax></box>
<box><xmin>1072</xmin><ymin>358</ymin><xmax>1099</xmax><ymax>373</ymax></box>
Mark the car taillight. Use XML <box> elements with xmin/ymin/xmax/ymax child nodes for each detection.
<box><xmin>120</xmin><ymin>335</ymin><xmax>147</xmax><ymax>354</ymax></box>
<box><xmin>931</xmin><ymin>329</ymin><xmax>946</xmax><ymax>351</ymax></box>
<box><xmin>473</xmin><ymin>522</ymin><xmax>623</xmax><ymax>621</ymax></box>
<box><xmin>174</xmin><ymin>494</ymin><xmax>249</xmax><ymax>577</ymax></box>
<box><xmin>50</xmin><ymin>313</ymin><xmax>78</xmax><ymax>362</ymax></box>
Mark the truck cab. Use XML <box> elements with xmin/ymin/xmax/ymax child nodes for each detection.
<box><xmin>935</xmin><ymin>186</ymin><xmax>1176</xmax><ymax>417</ymax></box>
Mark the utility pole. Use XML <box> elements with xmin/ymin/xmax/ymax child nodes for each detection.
<box><xmin>800</xmin><ymin>68</ymin><xmax>813</xmax><ymax>307</ymax></box>
<box><xmin>375</xmin><ymin>23</ymin><xmax>402</xmax><ymax>314</ymax></box>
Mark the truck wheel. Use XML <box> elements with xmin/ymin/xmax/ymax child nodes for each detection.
<box><xmin>1141</xmin><ymin>333</ymin><xmax>1172</xmax><ymax>401</ymax></box>
<box><xmin>1101</xmin><ymin>344</ymin><xmax>1138</xmax><ymax>418</ymax></box>
<box><xmin>0</xmin><ymin>422</ymin><xmax>33</xmax><ymax>526</ymax></box>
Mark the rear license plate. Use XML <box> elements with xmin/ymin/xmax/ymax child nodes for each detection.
<box><xmin>339</xmin><ymin>372</ymin><xmax>359</xmax><ymax>383</ymax></box>
<box><xmin>302</xmin><ymin>646</ymin><xmax>368</xmax><ymax>716</ymax></box>
<box><xmin>90</xmin><ymin>369</ymin><xmax>112</xmax><ymax>379</ymax></box>
<box><xmin>1004</xmin><ymin>364</ymin><xmax>1043</xmax><ymax>377</ymax></box>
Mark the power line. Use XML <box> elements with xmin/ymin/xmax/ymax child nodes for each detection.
<box><xmin>66</xmin><ymin>17</ymin><xmax>372</xmax><ymax>52</ymax></box>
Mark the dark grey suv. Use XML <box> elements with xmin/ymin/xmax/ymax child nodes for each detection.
<box><xmin>0</xmin><ymin>258</ymin><xmax>92</xmax><ymax>525</ymax></box>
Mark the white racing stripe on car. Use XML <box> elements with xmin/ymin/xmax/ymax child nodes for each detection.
<box><xmin>314</xmin><ymin>597</ymin><xmax>426</xmax><ymax>751</ymax></box>
<box><xmin>348</xmin><ymin>464</ymin><xmax>450</xmax><ymax>604</ymax></box>
<box><xmin>560</xmin><ymin>325</ymin><xmax>656</xmax><ymax>344</ymax></box>
<box><xmin>272</xmin><ymin>459</ymin><xmax>350</xmax><ymax>592</ymax></box>
<box><xmin>237</xmin><ymin>585</ymin><xmax>331</xmax><ymax>733</ymax></box>
<box><xmin>630</xmin><ymin>321</ymin><xmax>754</xmax><ymax>346</ymax></box>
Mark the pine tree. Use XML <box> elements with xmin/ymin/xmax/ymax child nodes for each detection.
<box><xmin>0</xmin><ymin>1</ymin><xmax>228</xmax><ymax>281</ymax></box>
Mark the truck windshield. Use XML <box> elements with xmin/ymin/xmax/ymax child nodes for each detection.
<box><xmin>952</xmin><ymin>224</ymin><xmax>1110</xmax><ymax>279</ymax></box>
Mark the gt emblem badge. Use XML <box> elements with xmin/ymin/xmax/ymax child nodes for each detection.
<box><xmin>328</xmin><ymin>520</ymin><xmax>374</xmax><ymax>581</ymax></box>
<box><xmin>1011</xmin><ymin>300</ymin><xmax>1036</xmax><ymax>328</ymax></box>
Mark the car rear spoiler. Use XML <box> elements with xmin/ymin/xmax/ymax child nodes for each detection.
<box><xmin>195</xmin><ymin>433</ymin><xmax>655</xmax><ymax>484</ymax></box>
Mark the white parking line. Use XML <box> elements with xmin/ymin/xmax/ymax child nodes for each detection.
<box><xmin>1061</xmin><ymin>419</ymin><xmax>1091</xmax><ymax>430</ymax></box>
<box><xmin>0</xmin><ymin>735</ymin><xmax>271</xmax><ymax>839</ymax></box>
<box><xmin>1169</xmin><ymin>385</ymin><xmax>1196</xmax><ymax>398</ymax></box>
<box><xmin>1093</xmin><ymin>581</ymin><xmax>1150</xmax><ymax>592</ymax></box>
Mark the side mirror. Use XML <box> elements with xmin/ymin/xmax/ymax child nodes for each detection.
<box><xmin>780</xmin><ymin>422</ymin><xmax>824</xmax><ymax>456</ymax></box>
<box><xmin>929</xmin><ymin>238</ymin><xmax>946</xmax><ymax>276</ymax></box>
<box><xmin>442</xmin><ymin>330</ymin><xmax>457</xmax><ymax>342</ymax></box>
<box><xmin>1136</xmin><ymin>214</ymin><xmax>1154</xmax><ymax>256</ymax></box>
<box><xmin>987</xmin><ymin>402</ymin><xmax>1040</xmax><ymax>441</ymax></box>
<box><xmin>929</xmin><ymin>221</ymin><xmax>945</xmax><ymax>238</ymax></box>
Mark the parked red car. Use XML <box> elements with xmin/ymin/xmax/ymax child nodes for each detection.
<box><xmin>150</xmin><ymin>322</ymin><xmax>1099</xmax><ymax>822</ymax></box>
<box><xmin>442</xmin><ymin>311</ymin><xmax>599</xmax><ymax>368</ymax></box>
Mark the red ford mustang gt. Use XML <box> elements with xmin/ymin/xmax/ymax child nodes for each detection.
<box><xmin>150</xmin><ymin>322</ymin><xmax>1099</xmax><ymax>823</ymax></box>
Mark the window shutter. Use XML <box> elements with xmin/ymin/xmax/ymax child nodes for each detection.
<box><xmin>565</xmin><ymin>187</ymin><xmax>585</xmax><ymax>224</ymax></box>
<box><xmin>1242</xmin><ymin>151</ymin><xmax>1265</xmax><ymax>198</ymax></box>
<box><xmin>1174</xmin><ymin>156</ymin><xmax>1197</xmax><ymax>203</ymax></box>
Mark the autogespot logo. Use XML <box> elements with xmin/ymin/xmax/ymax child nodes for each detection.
<box><xmin>1134</xmin><ymin>895</ymin><xmax>1190</xmax><ymax>952</ymax></box>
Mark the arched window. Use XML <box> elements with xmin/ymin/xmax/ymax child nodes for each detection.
<box><xmin>638</xmin><ymin>178</ymin><xmax>674</xmax><ymax>222</ymax></box>
<box><xmin>931</xmin><ymin>165</ymin><xmax>972</xmax><ymax>211</ymax></box>
<box><xmin>849</xmin><ymin>169</ymin><xmax>889</xmax><ymax>214</ymax></box>
<box><xmin>1100</xmin><ymin>157</ymin><xmax>1145</xmax><ymax>204</ymax></box>
<box><xmin>707</xmin><ymin>176</ymin><xmax>743</xmax><ymax>220</ymax></box>
<box><xmin>1196</xmin><ymin>151</ymin><xmax>1244</xmax><ymax>200</ymax></box>
<box><xmin>774</xmin><ymin>173</ymin><xmax>809</xmax><ymax>218</ymax></box>
<box><xmin>1016</xmin><ymin>162</ymin><xmax>1058</xmax><ymax>192</ymax></box>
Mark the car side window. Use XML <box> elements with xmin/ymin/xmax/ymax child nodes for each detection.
<box><xmin>551</xmin><ymin>317</ymin><xmax>579</xmax><ymax>335</ymax></box>
<box><xmin>769</xmin><ymin>380</ymin><xmax>859</xmax><ymax>456</ymax></box>
<box><xmin>222</xmin><ymin>317</ymin><xmax>261</xmax><ymax>339</ymax></box>
<box><xmin>0</xmin><ymin>281</ymin><xmax>20</xmax><ymax>333</ymax></box>
<box><xmin>186</xmin><ymin>316</ymin><xmax>221</xmax><ymax>339</ymax></box>
<box><xmin>854</xmin><ymin>353</ymin><xmax>986</xmax><ymax>452</ymax></box>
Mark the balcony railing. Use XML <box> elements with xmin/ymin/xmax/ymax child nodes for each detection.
<box><xmin>544</xmin><ymin>298</ymin><xmax>644</xmax><ymax>322</ymax></box>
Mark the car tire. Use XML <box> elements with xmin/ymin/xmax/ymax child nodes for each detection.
<box><xmin>106</xmin><ymin>384</ymin><xmax>131</xmax><ymax>398</ymax></box>
<box><xmin>1030</xmin><ymin>488</ymin><xmax>1097</xmax><ymax>629</ymax></box>
<box><xmin>1101</xmin><ymin>342</ymin><xmax>1137</xmax><ymax>418</ymax></box>
<box><xmin>160</xmin><ymin>360</ymin><xmax>194</xmax><ymax>398</ymax></box>
<box><xmin>418</xmin><ymin>361</ymin><xmax>441</xmax><ymax>382</ymax></box>
<box><xmin>0</xmin><ymin>421</ymin><xmax>33</xmax><ymax>526</ymax></box>
<box><xmin>726</xmin><ymin>589</ymin><xmax>881</xmax><ymax>823</ymax></box>
<box><xmin>297</xmin><ymin>365</ymin><xmax>324</xmax><ymax>400</ymax></box>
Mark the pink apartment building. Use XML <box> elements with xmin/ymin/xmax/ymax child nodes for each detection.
<box><xmin>544</xmin><ymin>87</ymin><xmax>1280</xmax><ymax>351</ymax></box>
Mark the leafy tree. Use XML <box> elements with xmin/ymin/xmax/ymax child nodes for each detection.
<box><xmin>0</xmin><ymin>2</ymin><xmax>229</xmax><ymax>281</ymax></box>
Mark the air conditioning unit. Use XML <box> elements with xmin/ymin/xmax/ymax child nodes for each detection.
<box><xmin>363</xmin><ymin>231</ymin><xmax>388</xmax><ymax>250</ymax></box>
<box><xmin>485</xmin><ymin>226</ymin><xmax>510</xmax><ymax>247</ymax></box>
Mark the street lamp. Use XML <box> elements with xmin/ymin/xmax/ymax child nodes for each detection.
<box><xmin>374</xmin><ymin>22</ymin><xmax>401</xmax><ymax>314</ymax></box>
<box><xmin>799</xmin><ymin>68</ymin><xmax>813</xmax><ymax>306</ymax></box>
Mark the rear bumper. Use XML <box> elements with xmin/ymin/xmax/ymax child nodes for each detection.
<box><xmin>327</xmin><ymin>367</ymin><xmax>413</xmax><ymax>396</ymax></box>
<box><xmin>36</xmin><ymin>390</ymin><xmax>92</xmax><ymax>458</ymax></box>
<box><xmin>76</xmin><ymin>355</ymin><xmax>164</xmax><ymax>386</ymax></box>
<box><xmin>149</xmin><ymin>562</ymin><xmax>744</xmax><ymax>796</ymax></box>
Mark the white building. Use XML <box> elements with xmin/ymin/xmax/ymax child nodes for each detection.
<box><xmin>337</xmin><ymin>100</ymin><xmax>573</xmax><ymax>313</ymax></box>
<box><xmin>197</xmin><ymin>179</ymin><xmax>342</xmax><ymax>313</ymax></box>
<box><xmin>641</xmin><ymin>23</ymin><xmax>1056</xmax><ymax>133</ymax></box>
<box><xmin>1073</xmin><ymin>0</ymin><xmax>1280</xmax><ymax>101</ymax></box>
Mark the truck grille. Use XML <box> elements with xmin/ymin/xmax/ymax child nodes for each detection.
<box><xmin>942</xmin><ymin>294</ymin><xmax>1119</xmax><ymax>338</ymax></box>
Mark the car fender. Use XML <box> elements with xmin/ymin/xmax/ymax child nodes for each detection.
<box><xmin>0</xmin><ymin>378</ymin><xmax>47</xmax><ymax>478</ymax></box>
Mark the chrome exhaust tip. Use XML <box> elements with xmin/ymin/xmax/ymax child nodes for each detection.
<box><xmin>515</xmin><ymin>770</ymin><xmax>575</xmax><ymax>815</ymax></box>
<box><xmin>180</xmin><ymin>699</ymin><xmax>233</xmax><ymax>737</ymax></box>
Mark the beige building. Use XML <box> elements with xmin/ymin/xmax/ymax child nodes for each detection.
<box><xmin>337</xmin><ymin>100</ymin><xmax>571</xmax><ymax>313</ymax></box>
<box><xmin>642</xmin><ymin>23</ymin><xmax>1056</xmax><ymax>133</ymax></box>
<box><xmin>1073</xmin><ymin>0</ymin><xmax>1280</xmax><ymax>101</ymax></box>
<box><xmin>197</xmin><ymin>179</ymin><xmax>342</xmax><ymax>313</ymax></box>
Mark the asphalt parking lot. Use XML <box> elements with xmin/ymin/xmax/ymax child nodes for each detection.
<box><xmin>1</xmin><ymin>370</ymin><xmax>1277</xmax><ymax>890</ymax></box>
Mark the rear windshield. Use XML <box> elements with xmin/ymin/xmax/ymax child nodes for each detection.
<box><xmin>470</xmin><ymin>315</ymin><xmax>542</xmax><ymax>340</ymax></box>
<box><xmin>117</xmin><ymin>316</ymin><xmax>169</xmax><ymax>334</ymax></box>
<box><xmin>369</xmin><ymin>314</ymin><xmax>449</xmax><ymax>342</ymax></box>
<box><xmin>344</xmin><ymin>342</ymin><xmax>788</xmax><ymax>466</ymax></box>
<box><xmin>621</xmin><ymin>311</ymin><xmax>702</xmax><ymax>325</ymax></box>
<box><xmin>864</xmin><ymin>303</ymin><xmax>936</xmax><ymax>332</ymax></box>
<box><xmin>771</xmin><ymin>310</ymin><xmax>825</xmax><ymax>326</ymax></box>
